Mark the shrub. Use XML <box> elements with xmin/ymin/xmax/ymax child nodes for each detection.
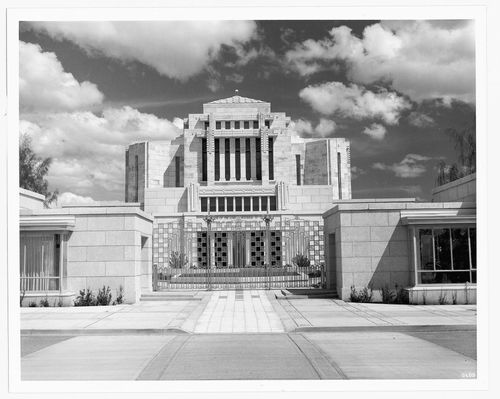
<box><xmin>292</xmin><ymin>254</ymin><xmax>310</xmax><ymax>268</ymax></box>
<box><xmin>350</xmin><ymin>285</ymin><xmax>373</xmax><ymax>303</ymax></box>
<box><xmin>39</xmin><ymin>296</ymin><xmax>50</xmax><ymax>307</ymax></box>
<box><xmin>28</xmin><ymin>301</ymin><xmax>37</xmax><ymax>307</ymax></box>
<box><xmin>438</xmin><ymin>290</ymin><xmax>448</xmax><ymax>305</ymax></box>
<box><xmin>452</xmin><ymin>290</ymin><xmax>458</xmax><ymax>305</ymax></box>
<box><xmin>113</xmin><ymin>285</ymin><xmax>124</xmax><ymax>305</ymax></box>
<box><xmin>168</xmin><ymin>251</ymin><xmax>188</xmax><ymax>268</ymax></box>
<box><xmin>381</xmin><ymin>285</ymin><xmax>395</xmax><ymax>303</ymax></box>
<box><xmin>74</xmin><ymin>288</ymin><xmax>97</xmax><ymax>306</ymax></box>
<box><xmin>394</xmin><ymin>284</ymin><xmax>409</xmax><ymax>304</ymax></box>
<box><xmin>96</xmin><ymin>286</ymin><xmax>113</xmax><ymax>306</ymax></box>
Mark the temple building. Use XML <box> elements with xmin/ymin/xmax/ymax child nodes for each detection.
<box><xmin>125</xmin><ymin>95</ymin><xmax>351</xmax><ymax>272</ymax></box>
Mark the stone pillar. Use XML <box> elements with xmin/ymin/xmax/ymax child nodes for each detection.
<box><xmin>207</xmin><ymin>113</ymin><xmax>215</xmax><ymax>184</ymax></box>
<box><xmin>230</xmin><ymin>138</ymin><xmax>236</xmax><ymax>181</ymax></box>
<box><xmin>250</xmin><ymin>138</ymin><xmax>257</xmax><ymax>180</ymax></box>
<box><xmin>219</xmin><ymin>138</ymin><xmax>225</xmax><ymax>181</ymax></box>
<box><xmin>227</xmin><ymin>232</ymin><xmax>233</xmax><ymax>268</ymax></box>
<box><xmin>260</xmin><ymin>128</ymin><xmax>269</xmax><ymax>185</ymax></box>
<box><xmin>240</xmin><ymin>138</ymin><xmax>247</xmax><ymax>181</ymax></box>
<box><xmin>245</xmin><ymin>232</ymin><xmax>251</xmax><ymax>267</ymax></box>
<box><xmin>187</xmin><ymin>182</ymin><xmax>200</xmax><ymax>212</ymax></box>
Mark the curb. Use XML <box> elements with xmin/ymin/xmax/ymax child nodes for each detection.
<box><xmin>292</xmin><ymin>324</ymin><xmax>477</xmax><ymax>333</ymax></box>
<box><xmin>21</xmin><ymin>328</ymin><xmax>189</xmax><ymax>336</ymax></box>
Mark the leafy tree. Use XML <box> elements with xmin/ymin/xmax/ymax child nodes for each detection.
<box><xmin>436</xmin><ymin>115</ymin><xmax>476</xmax><ymax>186</ymax></box>
<box><xmin>19</xmin><ymin>134</ymin><xmax>58</xmax><ymax>207</ymax></box>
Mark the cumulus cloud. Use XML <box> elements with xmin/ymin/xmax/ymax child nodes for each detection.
<box><xmin>362</xmin><ymin>123</ymin><xmax>387</xmax><ymax>140</ymax></box>
<box><xmin>299</xmin><ymin>81</ymin><xmax>410</xmax><ymax>125</ymax></box>
<box><xmin>23</xmin><ymin>21</ymin><xmax>257</xmax><ymax>81</ymax></box>
<box><xmin>286</xmin><ymin>21</ymin><xmax>475</xmax><ymax>102</ymax></box>
<box><xmin>351</xmin><ymin>166</ymin><xmax>367</xmax><ymax>180</ymax></box>
<box><xmin>20</xmin><ymin>41</ymin><xmax>104</xmax><ymax>112</ymax></box>
<box><xmin>372</xmin><ymin>153</ymin><xmax>432</xmax><ymax>178</ymax></box>
<box><xmin>57</xmin><ymin>192</ymin><xmax>97</xmax><ymax>206</ymax></box>
<box><xmin>20</xmin><ymin>107</ymin><xmax>182</xmax><ymax>199</ymax></box>
<box><xmin>408</xmin><ymin>111</ymin><xmax>435</xmax><ymax>128</ymax></box>
<box><xmin>289</xmin><ymin>118</ymin><xmax>337</xmax><ymax>137</ymax></box>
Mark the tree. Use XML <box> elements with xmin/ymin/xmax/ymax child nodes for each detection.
<box><xmin>19</xmin><ymin>134</ymin><xmax>58</xmax><ymax>207</ymax></box>
<box><xmin>436</xmin><ymin>115</ymin><xmax>476</xmax><ymax>186</ymax></box>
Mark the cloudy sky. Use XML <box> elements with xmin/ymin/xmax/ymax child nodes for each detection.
<box><xmin>18</xmin><ymin>20</ymin><xmax>475</xmax><ymax>204</ymax></box>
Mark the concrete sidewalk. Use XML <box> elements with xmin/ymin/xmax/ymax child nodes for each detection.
<box><xmin>20</xmin><ymin>290</ymin><xmax>477</xmax><ymax>334</ymax></box>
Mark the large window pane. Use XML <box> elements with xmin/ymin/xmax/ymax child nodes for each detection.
<box><xmin>434</xmin><ymin>228</ymin><xmax>452</xmax><ymax>270</ymax></box>
<box><xmin>452</xmin><ymin>228</ymin><xmax>470</xmax><ymax>270</ymax></box>
<box><xmin>419</xmin><ymin>271</ymin><xmax>472</xmax><ymax>284</ymax></box>
<box><xmin>470</xmin><ymin>228</ymin><xmax>476</xmax><ymax>269</ymax></box>
<box><xmin>419</xmin><ymin>229</ymin><xmax>434</xmax><ymax>270</ymax></box>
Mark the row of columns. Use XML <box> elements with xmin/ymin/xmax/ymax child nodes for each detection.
<box><xmin>206</xmin><ymin>132</ymin><xmax>270</xmax><ymax>183</ymax></box>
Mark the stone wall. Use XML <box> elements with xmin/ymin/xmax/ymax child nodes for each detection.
<box><xmin>287</xmin><ymin>185</ymin><xmax>334</xmax><ymax>212</ymax></box>
<box><xmin>61</xmin><ymin>204</ymin><xmax>153</xmax><ymax>303</ymax></box>
<box><xmin>143</xmin><ymin>187</ymin><xmax>187</xmax><ymax>214</ymax></box>
<box><xmin>323</xmin><ymin>200</ymin><xmax>476</xmax><ymax>302</ymax></box>
<box><xmin>432</xmin><ymin>173</ymin><xmax>476</xmax><ymax>202</ymax></box>
<box><xmin>125</xmin><ymin>142</ymin><xmax>146</xmax><ymax>204</ymax></box>
<box><xmin>20</xmin><ymin>188</ymin><xmax>45</xmax><ymax>211</ymax></box>
<box><xmin>304</xmin><ymin>140</ymin><xmax>328</xmax><ymax>185</ymax></box>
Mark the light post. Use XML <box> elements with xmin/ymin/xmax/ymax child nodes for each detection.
<box><xmin>203</xmin><ymin>207</ymin><xmax>215</xmax><ymax>290</ymax></box>
<box><xmin>262</xmin><ymin>208</ymin><xmax>273</xmax><ymax>289</ymax></box>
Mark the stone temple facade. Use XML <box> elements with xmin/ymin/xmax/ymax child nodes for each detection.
<box><xmin>125</xmin><ymin>95</ymin><xmax>352</xmax><ymax>271</ymax></box>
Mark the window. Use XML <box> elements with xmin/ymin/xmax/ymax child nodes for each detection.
<box><xmin>235</xmin><ymin>138</ymin><xmax>241</xmax><ymax>181</ymax></box>
<box><xmin>295</xmin><ymin>154</ymin><xmax>301</xmax><ymax>185</ymax></box>
<box><xmin>261</xmin><ymin>196</ymin><xmax>268</xmax><ymax>211</ymax></box>
<box><xmin>227</xmin><ymin>197</ymin><xmax>234</xmax><ymax>212</ymax></box>
<box><xmin>256</xmin><ymin>138</ymin><xmax>262</xmax><ymax>180</ymax></box>
<box><xmin>209</xmin><ymin>197</ymin><xmax>216</xmax><ymax>212</ymax></box>
<box><xmin>175</xmin><ymin>156</ymin><xmax>181</xmax><ymax>187</ymax></box>
<box><xmin>201</xmin><ymin>197</ymin><xmax>208</xmax><ymax>212</ymax></box>
<box><xmin>218</xmin><ymin>197</ymin><xmax>225</xmax><ymax>212</ymax></box>
<box><xmin>253</xmin><ymin>120</ymin><xmax>259</xmax><ymax>129</ymax></box>
<box><xmin>269</xmin><ymin>196</ymin><xmax>277</xmax><ymax>211</ymax></box>
<box><xmin>225</xmin><ymin>121</ymin><xmax>231</xmax><ymax>129</ymax></box>
<box><xmin>204</xmin><ymin>121</ymin><xmax>209</xmax><ymax>130</ymax></box>
<box><xmin>268</xmin><ymin>137</ymin><xmax>274</xmax><ymax>180</ymax></box>
<box><xmin>337</xmin><ymin>152</ymin><xmax>342</xmax><ymax>199</ymax></box>
<box><xmin>214</xmin><ymin>139</ymin><xmax>220</xmax><ymax>181</ymax></box>
<box><xmin>225</xmin><ymin>138</ymin><xmax>230</xmax><ymax>181</ymax></box>
<box><xmin>252</xmin><ymin>196</ymin><xmax>260</xmax><ymax>211</ymax></box>
<box><xmin>417</xmin><ymin>227</ymin><xmax>476</xmax><ymax>284</ymax></box>
<box><xmin>244</xmin><ymin>121</ymin><xmax>250</xmax><ymax>129</ymax></box>
<box><xmin>244</xmin><ymin>197</ymin><xmax>251</xmax><ymax>211</ymax></box>
<box><xmin>202</xmin><ymin>138</ymin><xmax>207</xmax><ymax>181</ymax></box>
<box><xmin>245</xmin><ymin>138</ymin><xmax>251</xmax><ymax>179</ymax></box>
<box><xmin>235</xmin><ymin>197</ymin><xmax>242</xmax><ymax>211</ymax></box>
<box><xmin>216</xmin><ymin>121</ymin><xmax>221</xmax><ymax>130</ymax></box>
<box><xmin>235</xmin><ymin>121</ymin><xmax>240</xmax><ymax>129</ymax></box>
<box><xmin>20</xmin><ymin>233</ymin><xmax>61</xmax><ymax>291</ymax></box>
<box><xmin>265</xmin><ymin>120</ymin><xmax>270</xmax><ymax>128</ymax></box>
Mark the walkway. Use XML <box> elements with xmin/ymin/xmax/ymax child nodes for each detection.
<box><xmin>20</xmin><ymin>290</ymin><xmax>477</xmax><ymax>334</ymax></box>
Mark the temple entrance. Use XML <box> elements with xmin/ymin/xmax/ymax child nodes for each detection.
<box><xmin>152</xmin><ymin>218</ymin><xmax>325</xmax><ymax>291</ymax></box>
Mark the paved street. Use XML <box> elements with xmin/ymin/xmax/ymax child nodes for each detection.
<box><xmin>21</xmin><ymin>328</ymin><xmax>476</xmax><ymax>380</ymax></box>
<box><xmin>20</xmin><ymin>290</ymin><xmax>477</xmax><ymax>380</ymax></box>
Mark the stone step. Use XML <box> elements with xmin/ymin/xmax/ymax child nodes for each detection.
<box><xmin>280</xmin><ymin>289</ymin><xmax>338</xmax><ymax>300</ymax></box>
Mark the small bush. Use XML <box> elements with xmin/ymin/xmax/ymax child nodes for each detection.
<box><xmin>381</xmin><ymin>285</ymin><xmax>395</xmax><ymax>303</ymax></box>
<box><xmin>350</xmin><ymin>285</ymin><xmax>373</xmax><ymax>303</ymax></box>
<box><xmin>168</xmin><ymin>251</ymin><xmax>188</xmax><ymax>268</ymax></box>
<box><xmin>96</xmin><ymin>286</ymin><xmax>113</xmax><ymax>306</ymax></box>
<box><xmin>74</xmin><ymin>288</ymin><xmax>97</xmax><ymax>306</ymax></box>
<box><xmin>394</xmin><ymin>285</ymin><xmax>409</xmax><ymax>304</ymax></box>
<box><xmin>292</xmin><ymin>254</ymin><xmax>310</xmax><ymax>268</ymax></box>
<box><xmin>113</xmin><ymin>285</ymin><xmax>124</xmax><ymax>305</ymax></box>
<box><xmin>438</xmin><ymin>290</ymin><xmax>448</xmax><ymax>305</ymax></box>
<box><xmin>28</xmin><ymin>301</ymin><xmax>37</xmax><ymax>307</ymax></box>
<box><xmin>20</xmin><ymin>289</ymin><xmax>26</xmax><ymax>307</ymax></box>
<box><xmin>39</xmin><ymin>296</ymin><xmax>50</xmax><ymax>307</ymax></box>
<box><xmin>452</xmin><ymin>291</ymin><xmax>458</xmax><ymax>305</ymax></box>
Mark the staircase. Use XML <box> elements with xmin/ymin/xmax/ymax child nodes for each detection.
<box><xmin>140</xmin><ymin>291</ymin><xmax>202</xmax><ymax>302</ymax></box>
<box><xmin>276</xmin><ymin>288</ymin><xmax>338</xmax><ymax>300</ymax></box>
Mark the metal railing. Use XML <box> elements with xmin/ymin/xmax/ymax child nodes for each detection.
<box><xmin>153</xmin><ymin>263</ymin><xmax>325</xmax><ymax>291</ymax></box>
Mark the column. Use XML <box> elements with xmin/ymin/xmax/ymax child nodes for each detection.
<box><xmin>240</xmin><ymin>137</ymin><xmax>247</xmax><ymax>181</ymax></box>
<box><xmin>219</xmin><ymin>138</ymin><xmax>225</xmax><ymax>181</ymax></box>
<box><xmin>207</xmin><ymin>113</ymin><xmax>215</xmax><ymax>184</ymax></box>
<box><xmin>227</xmin><ymin>232</ymin><xmax>233</xmax><ymax>268</ymax></box>
<box><xmin>250</xmin><ymin>138</ymin><xmax>257</xmax><ymax>180</ymax></box>
<box><xmin>230</xmin><ymin>138</ymin><xmax>236</xmax><ymax>181</ymax></box>
<box><xmin>245</xmin><ymin>232</ymin><xmax>251</xmax><ymax>267</ymax></box>
<box><xmin>261</xmin><ymin>129</ymin><xmax>269</xmax><ymax>185</ymax></box>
